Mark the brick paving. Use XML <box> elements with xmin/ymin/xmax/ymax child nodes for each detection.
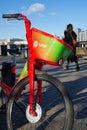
<box><xmin>0</xmin><ymin>56</ymin><xmax>87</xmax><ymax>130</ymax></box>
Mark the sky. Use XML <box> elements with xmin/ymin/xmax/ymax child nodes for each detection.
<box><xmin>0</xmin><ymin>0</ymin><xmax>87</xmax><ymax>40</ymax></box>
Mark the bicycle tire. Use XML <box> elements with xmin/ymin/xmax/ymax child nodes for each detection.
<box><xmin>6</xmin><ymin>72</ymin><xmax>74</xmax><ymax>130</ymax></box>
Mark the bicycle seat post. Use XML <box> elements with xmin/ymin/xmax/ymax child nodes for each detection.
<box><xmin>13</xmin><ymin>53</ymin><xmax>16</xmax><ymax>65</ymax></box>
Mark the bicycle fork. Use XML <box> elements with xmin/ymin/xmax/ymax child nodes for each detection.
<box><xmin>28</xmin><ymin>58</ymin><xmax>43</xmax><ymax>116</ymax></box>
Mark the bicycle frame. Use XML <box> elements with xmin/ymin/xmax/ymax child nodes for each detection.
<box><xmin>0</xmin><ymin>57</ymin><xmax>27</xmax><ymax>96</ymax></box>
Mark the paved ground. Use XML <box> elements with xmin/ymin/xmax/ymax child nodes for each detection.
<box><xmin>0</xmin><ymin>56</ymin><xmax>87</xmax><ymax>130</ymax></box>
<box><xmin>45</xmin><ymin>57</ymin><xmax>87</xmax><ymax>130</ymax></box>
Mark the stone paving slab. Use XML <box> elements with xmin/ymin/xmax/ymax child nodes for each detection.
<box><xmin>44</xmin><ymin>57</ymin><xmax>87</xmax><ymax>130</ymax></box>
<box><xmin>0</xmin><ymin>56</ymin><xmax>87</xmax><ymax>130</ymax></box>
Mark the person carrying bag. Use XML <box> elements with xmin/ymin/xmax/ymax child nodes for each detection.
<box><xmin>63</xmin><ymin>24</ymin><xmax>80</xmax><ymax>71</ymax></box>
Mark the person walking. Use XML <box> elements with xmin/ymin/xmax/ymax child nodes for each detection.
<box><xmin>63</xmin><ymin>24</ymin><xmax>80</xmax><ymax>71</ymax></box>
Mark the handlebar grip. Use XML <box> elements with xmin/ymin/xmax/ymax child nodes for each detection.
<box><xmin>2</xmin><ymin>13</ymin><xmax>22</xmax><ymax>19</ymax></box>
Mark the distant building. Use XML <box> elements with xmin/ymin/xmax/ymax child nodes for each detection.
<box><xmin>75</xmin><ymin>28</ymin><xmax>87</xmax><ymax>42</ymax></box>
<box><xmin>0</xmin><ymin>38</ymin><xmax>28</xmax><ymax>56</ymax></box>
<box><xmin>0</xmin><ymin>38</ymin><xmax>27</xmax><ymax>46</ymax></box>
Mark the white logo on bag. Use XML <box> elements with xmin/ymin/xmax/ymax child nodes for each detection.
<box><xmin>33</xmin><ymin>41</ymin><xmax>38</xmax><ymax>47</ymax></box>
<box><xmin>33</xmin><ymin>41</ymin><xmax>47</xmax><ymax>48</ymax></box>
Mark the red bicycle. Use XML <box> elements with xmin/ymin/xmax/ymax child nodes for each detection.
<box><xmin>1</xmin><ymin>14</ymin><xmax>74</xmax><ymax>130</ymax></box>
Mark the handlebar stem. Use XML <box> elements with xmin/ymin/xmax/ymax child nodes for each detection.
<box><xmin>21</xmin><ymin>15</ymin><xmax>32</xmax><ymax>49</ymax></box>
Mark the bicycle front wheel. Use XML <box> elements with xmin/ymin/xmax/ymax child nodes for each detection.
<box><xmin>7</xmin><ymin>72</ymin><xmax>74</xmax><ymax>130</ymax></box>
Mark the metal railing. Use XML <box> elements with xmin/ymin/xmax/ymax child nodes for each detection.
<box><xmin>78</xmin><ymin>41</ymin><xmax>87</xmax><ymax>48</ymax></box>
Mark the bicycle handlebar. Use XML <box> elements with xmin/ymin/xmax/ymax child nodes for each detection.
<box><xmin>2</xmin><ymin>13</ymin><xmax>31</xmax><ymax>46</ymax></box>
<box><xmin>2</xmin><ymin>13</ymin><xmax>22</xmax><ymax>20</ymax></box>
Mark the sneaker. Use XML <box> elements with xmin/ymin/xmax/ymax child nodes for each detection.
<box><xmin>64</xmin><ymin>65</ymin><xmax>68</xmax><ymax>70</ymax></box>
<box><xmin>75</xmin><ymin>65</ymin><xmax>80</xmax><ymax>71</ymax></box>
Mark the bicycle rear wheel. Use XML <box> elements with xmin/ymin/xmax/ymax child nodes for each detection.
<box><xmin>6</xmin><ymin>72</ymin><xmax>74</xmax><ymax>130</ymax></box>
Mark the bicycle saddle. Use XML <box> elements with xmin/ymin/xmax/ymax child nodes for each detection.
<box><xmin>7</xmin><ymin>48</ymin><xmax>21</xmax><ymax>55</ymax></box>
<box><xmin>7</xmin><ymin>44</ymin><xmax>21</xmax><ymax>55</ymax></box>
